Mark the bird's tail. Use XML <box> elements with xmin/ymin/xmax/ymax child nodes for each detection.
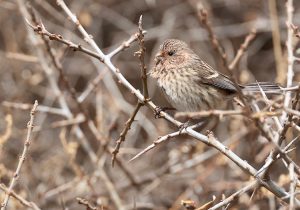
<box><xmin>242</xmin><ymin>82</ymin><xmax>282</xmax><ymax>94</ymax></box>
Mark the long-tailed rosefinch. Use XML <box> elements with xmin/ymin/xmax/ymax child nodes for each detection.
<box><xmin>150</xmin><ymin>39</ymin><xmax>280</xmax><ymax>112</ymax></box>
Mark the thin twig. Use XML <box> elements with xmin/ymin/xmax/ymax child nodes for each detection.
<box><xmin>228</xmin><ymin>29</ymin><xmax>256</xmax><ymax>70</ymax></box>
<box><xmin>26</xmin><ymin>21</ymin><xmax>105</xmax><ymax>62</ymax></box>
<box><xmin>2</xmin><ymin>101</ymin><xmax>66</xmax><ymax>116</ymax></box>
<box><xmin>209</xmin><ymin>181</ymin><xmax>258</xmax><ymax>210</ymax></box>
<box><xmin>107</xmin><ymin>31</ymin><xmax>146</xmax><ymax>58</ymax></box>
<box><xmin>197</xmin><ymin>3</ymin><xmax>227</xmax><ymax>67</ymax></box>
<box><xmin>77</xmin><ymin>69</ymin><xmax>108</xmax><ymax>103</ymax></box>
<box><xmin>112</xmin><ymin>102</ymin><xmax>142</xmax><ymax>166</ymax></box>
<box><xmin>1</xmin><ymin>100</ymin><xmax>38</xmax><ymax>210</ymax></box>
<box><xmin>129</xmin><ymin>130</ymin><xmax>181</xmax><ymax>162</ymax></box>
<box><xmin>135</xmin><ymin>15</ymin><xmax>149</xmax><ymax>99</ymax></box>
<box><xmin>175</xmin><ymin>109</ymin><xmax>281</xmax><ymax>119</ymax></box>
<box><xmin>129</xmin><ymin>122</ymin><xmax>204</xmax><ymax>162</ymax></box>
<box><xmin>175</xmin><ymin>109</ymin><xmax>244</xmax><ymax>118</ymax></box>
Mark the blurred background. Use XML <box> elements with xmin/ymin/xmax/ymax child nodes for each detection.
<box><xmin>0</xmin><ymin>0</ymin><xmax>299</xmax><ymax>209</ymax></box>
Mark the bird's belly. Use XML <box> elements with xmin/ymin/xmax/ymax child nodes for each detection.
<box><xmin>159</xmin><ymin>79</ymin><xmax>227</xmax><ymax>112</ymax></box>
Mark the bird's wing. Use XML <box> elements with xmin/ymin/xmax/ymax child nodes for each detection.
<box><xmin>196</xmin><ymin>59</ymin><xmax>238</xmax><ymax>94</ymax></box>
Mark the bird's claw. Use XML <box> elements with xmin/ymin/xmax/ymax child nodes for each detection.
<box><xmin>178</xmin><ymin>120</ymin><xmax>192</xmax><ymax>134</ymax></box>
<box><xmin>154</xmin><ymin>106</ymin><xmax>175</xmax><ymax>119</ymax></box>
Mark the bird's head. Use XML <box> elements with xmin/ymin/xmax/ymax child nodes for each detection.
<box><xmin>150</xmin><ymin>39</ymin><xmax>196</xmax><ymax>78</ymax></box>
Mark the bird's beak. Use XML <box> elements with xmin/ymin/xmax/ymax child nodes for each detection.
<box><xmin>155</xmin><ymin>52</ymin><xmax>164</xmax><ymax>65</ymax></box>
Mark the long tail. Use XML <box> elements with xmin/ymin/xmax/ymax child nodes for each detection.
<box><xmin>242</xmin><ymin>82</ymin><xmax>282</xmax><ymax>94</ymax></box>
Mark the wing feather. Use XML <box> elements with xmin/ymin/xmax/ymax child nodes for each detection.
<box><xmin>195</xmin><ymin>59</ymin><xmax>237</xmax><ymax>94</ymax></box>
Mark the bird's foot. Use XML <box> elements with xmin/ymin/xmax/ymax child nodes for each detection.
<box><xmin>154</xmin><ymin>106</ymin><xmax>175</xmax><ymax>119</ymax></box>
<box><xmin>178</xmin><ymin>120</ymin><xmax>192</xmax><ymax>134</ymax></box>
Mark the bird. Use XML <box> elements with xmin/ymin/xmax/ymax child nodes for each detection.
<box><xmin>149</xmin><ymin>39</ymin><xmax>280</xmax><ymax>112</ymax></box>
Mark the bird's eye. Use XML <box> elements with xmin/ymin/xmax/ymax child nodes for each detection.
<box><xmin>168</xmin><ymin>50</ymin><xmax>175</xmax><ymax>56</ymax></box>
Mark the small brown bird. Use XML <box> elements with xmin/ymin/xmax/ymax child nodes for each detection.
<box><xmin>150</xmin><ymin>39</ymin><xmax>280</xmax><ymax>112</ymax></box>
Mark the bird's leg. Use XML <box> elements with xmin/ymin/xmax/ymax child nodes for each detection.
<box><xmin>154</xmin><ymin>106</ymin><xmax>176</xmax><ymax>119</ymax></box>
